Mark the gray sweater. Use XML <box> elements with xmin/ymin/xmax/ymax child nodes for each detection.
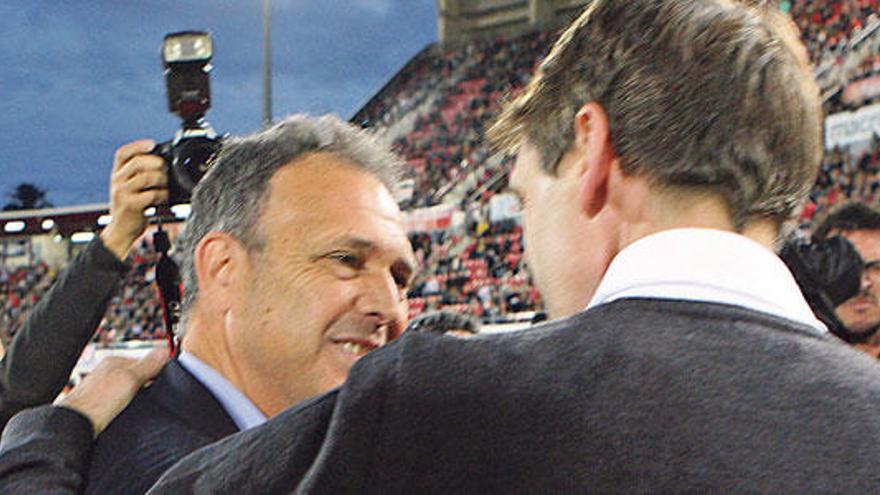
<box><xmin>152</xmin><ymin>298</ymin><xmax>880</xmax><ymax>493</ymax></box>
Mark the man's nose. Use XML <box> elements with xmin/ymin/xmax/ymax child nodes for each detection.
<box><xmin>357</xmin><ymin>271</ymin><xmax>405</xmax><ymax>336</ymax></box>
<box><xmin>862</xmin><ymin>270</ymin><xmax>875</xmax><ymax>293</ymax></box>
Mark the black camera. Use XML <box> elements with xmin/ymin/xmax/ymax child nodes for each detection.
<box><xmin>781</xmin><ymin>234</ymin><xmax>865</xmax><ymax>341</ymax></box>
<box><xmin>153</xmin><ymin>31</ymin><xmax>223</xmax><ymax>205</ymax></box>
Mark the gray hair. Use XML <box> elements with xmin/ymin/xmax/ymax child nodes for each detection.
<box><xmin>489</xmin><ymin>0</ymin><xmax>822</xmax><ymax>228</ymax></box>
<box><xmin>174</xmin><ymin>114</ymin><xmax>403</xmax><ymax>335</ymax></box>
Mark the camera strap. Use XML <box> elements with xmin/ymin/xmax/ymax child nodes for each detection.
<box><xmin>153</xmin><ymin>222</ymin><xmax>181</xmax><ymax>355</ymax></box>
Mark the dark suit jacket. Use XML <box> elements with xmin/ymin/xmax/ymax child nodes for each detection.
<box><xmin>85</xmin><ymin>358</ymin><xmax>237</xmax><ymax>494</ymax></box>
<box><xmin>153</xmin><ymin>299</ymin><xmax>880</xmax><ymax>493</ymax></box>
<box><xmin>0</xmin><ymin>405</ymin><xmax>94</xmax><ymax>494</ymax></box>
<box><xmin>0</xmin><ymin>239</ymin><xmax>127</xmax><ymax>429</ymax></box>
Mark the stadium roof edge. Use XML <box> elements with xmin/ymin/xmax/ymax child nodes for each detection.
<box><xmin>0</xmin><ymin>203</ymin><xmax>109</xmax><ymax>221</ymax></box>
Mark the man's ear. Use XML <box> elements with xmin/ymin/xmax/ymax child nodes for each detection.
<box><xmin>574</xmin><ymin>102</ymin><xmax>615</xmax><ymax>218</ymax></box>
<box><xmin>193</xmin><ymin>232</ymin><xmax>250</xmax><ymax>311</ymax></box>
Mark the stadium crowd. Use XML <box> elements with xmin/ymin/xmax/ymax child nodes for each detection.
<box><xmin>406</xmin><ymin>215</ymin><xmax>540</xmax><ymax>322</ymax></box>
<box><xmin>824</xmin><ymin>49</ymin><xmax>880</xmax><ymax>113</ymax></box>
<box><xmin>801</xmin><ymin>137</ymin><xmax>880</xmax><ymax>224</ymax></box>
<box><xmin>390</xmin><ymin>31</ymin><xmax>552</xmax><ymax>210</ymax></box>
<box><xmin>789</xmin><ymin>0</ymin><xmax>878</xmax><ymax>64</ymax></box>
<box><xmin>92</xmin><ymin>239</ymin><xmax>165</xmax><ymax>344</ymax></box>
<box><xmin>1</xmin><ymin>240</ymin><xmax>166</xmax><ymax>347</ymax></box>
<box><xmin>0</xmin><ymin>261</ymin><xmax>51</xmax><ymax>344</ymax></box>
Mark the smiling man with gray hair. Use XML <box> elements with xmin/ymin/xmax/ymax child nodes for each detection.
<box><xmin>74</xmin><ymin>114</ymin><xmax>417</xmax><ymax>494</ymax></box>
<box><xmin>150</xmin><ymin>1</ymin><xmax>880</xmax><ymax>492</ymax></box>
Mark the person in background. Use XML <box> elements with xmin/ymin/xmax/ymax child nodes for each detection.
<box><xmin>405</xmin><ymin>310</ymin><xmax>480</xmax><ymax>337</ymax></box>
<box><xmin>813</xmin><ymin>201</ymin><xmax>880</xmax><ymax>357</ymax></box>
<box><xmin>0</xmin><ymin>139</ymin><xmax>168</xmax><ymax>430</ymax></box>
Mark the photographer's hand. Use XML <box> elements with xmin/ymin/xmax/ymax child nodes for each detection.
<box><xmin>100</xmin><ymin>140</ymin><xmax>169</xmax><ymax>260</ymax></box>
<box><xmin>57</xmin><ymin>347</ymin><xmax>169</xmax><ymax>437</ymax></box>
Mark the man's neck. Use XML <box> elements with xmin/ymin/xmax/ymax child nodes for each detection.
<box><xmin>181</xmin><ymin>315</ymin><xmax>297</xmax><ymax>419</ymax></box>
<box><xmin>616</xmin><ymin>188</ymin><xmax>776</xmax><ymax>254</ymax></box>
<box><xmin>180</xmin><ymin>318</ymin><xmax>259</xmax><ymax>413</ymax></box>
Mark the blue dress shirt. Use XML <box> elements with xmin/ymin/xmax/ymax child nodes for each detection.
<box><xmin>177</xmin><ymin>351</ymin><xmax>267</xmax><ymax>431</ymax></box>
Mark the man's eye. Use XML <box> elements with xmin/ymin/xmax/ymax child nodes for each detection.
<box><xmin>329</xmin><ymin>252</ymin><xmax>362</xmax><ymax>268</ymax></box>
<box><xmin>392</xmin><ymin>273</ymin><xmax>409</xmax><ymax>289</ymax></box>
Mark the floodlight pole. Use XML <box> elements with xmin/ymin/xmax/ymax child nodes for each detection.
<box><xmin>262</xmin><ymin>0</ymin><xmax>273</xmax><ymax>128</ymax></box>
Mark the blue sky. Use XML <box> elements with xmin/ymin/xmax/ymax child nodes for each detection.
<box><xmin>0</xmin><ymin>1</ymin><xmax>438</xmax><ymax>206</ymax></box>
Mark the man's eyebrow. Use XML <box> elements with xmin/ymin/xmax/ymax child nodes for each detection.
<box><xmin>330</xmin><ymin>235</ymin><xmax>418</xmax><ymax>275</ymax></box>
<box><xmin>333</xmin><ymin>236</ymin><xmax>376</xmax><ymax>251</ymax></box>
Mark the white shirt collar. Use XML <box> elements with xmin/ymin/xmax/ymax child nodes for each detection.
<box><xmin>586</xmin><ymin>228</ymin><xmax>827</xmax><ymax>335</ymax></box>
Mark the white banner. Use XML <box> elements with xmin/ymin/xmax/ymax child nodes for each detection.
<box><xmin>489</xmin><ymin>193</ymin><xmax>521</xmax><ymax>222</ymax></box>
<box><xmin>402</xmin><ymin>204</ymin><xmax>456</xmax><ymax>232</ymax></box>
<box><xmin>825</xmin><ymin>103</ymin><xmax>880</xmax><ymax>149</ymax></box>
<box><xmin>394</xmin><ymin>178</ymin><xmax>415</xmax><ymax>203</ymax></box>
<box><xmin>843</xmin><ymin>75</ymin><xmax>880</xmax><ymax>105</ymax></box>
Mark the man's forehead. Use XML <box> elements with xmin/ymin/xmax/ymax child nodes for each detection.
<box><xmin>288</xmin><ymin>189</ymin><xmax>412</xmax><ymax>257</ymax></box>
<box><xmin>840</xmin><ymin>229</ymin><xmax>880</xmax><ymax>259</ymax></box>
<box><xmin>272</xmin><ymin>152</ymin><xmax>380</xmax><ymax>193</ymax></box>
<box><xmin>267</xmin><ymin>198</ymin><xmax>408</xmax><ymax>245</ymax></box>
<box><xmin>839</xmin><ymin>228</ymin><xmax>880</xmax><ymax>242</ymax></box>
<box><xmin>265</xmin><ymin>155</ymin><xmax>399</xmax><ymax>218</ymax></box>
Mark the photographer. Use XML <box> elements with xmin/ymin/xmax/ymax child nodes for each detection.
<box><xmin>0</xmin><ymin>140</ymin><xmax>168</xmax><ymax>428</ymax></box>
<box><xmin>780</xmin><ymin>234</ymin><xmax>863</xmax><ymax>335</ymax></box>
<box><xmin>813</xmin><ymin>202</ymin><xmax>880</xmax><ymax>356</ymax></box>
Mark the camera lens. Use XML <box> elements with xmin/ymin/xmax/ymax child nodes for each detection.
<box><xmin>171</xmin><ymin>136</ymin><xmax>221</xmax><ymax>192</ymax></box>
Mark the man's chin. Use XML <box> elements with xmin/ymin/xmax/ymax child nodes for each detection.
<box><xmin>837</xmin><ymin>320</ymin><xmax>880</xmax><ymax>343</ymax></box>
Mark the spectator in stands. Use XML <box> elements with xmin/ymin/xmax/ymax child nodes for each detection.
<box><xmin>802</xmin><ymin>138</ymin><xmax>880</xmax><ymax>223</ymax></box>
<box><xmin>389</xmin><ymin>29</ymin><xmax>551</xmax><ymax>210</ymax></box>
<box><xmin>150</xmin><ymin>1</ymin><xmax>880</xmax><ymax>492</ymax></box>
<box><xmin>789</xmin><ymin>0</ymin><xmax>879</xmax><ymax>64</ymax></box>
<box><xmin>405</xmin><ymin>310</ymin><xmax>480</xmax><ymax>337</ymax></box>
<box><xmin>80</xmin><ymin>114</ymin><xmax>415</xmax><ymax>494</ymax></box>
<box><xmin>813</xmin><ymin>201</ymin><xmax>880</xmax><ymax>355</ymax></box>
<box><xmin>0</xmin><ymin>138</ymin><xmax>168</xmax><ymax>430</ymax></box>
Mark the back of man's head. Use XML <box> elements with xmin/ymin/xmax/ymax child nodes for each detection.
<box><xmin>490</xmin><ymin>0</ymin><xmax>822</xmax><ymax>228</ymax></box>
<box><xmin>813</xmin><ymin>201</ymin><xmax>880</xmax><ymax>241</ymax></box>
